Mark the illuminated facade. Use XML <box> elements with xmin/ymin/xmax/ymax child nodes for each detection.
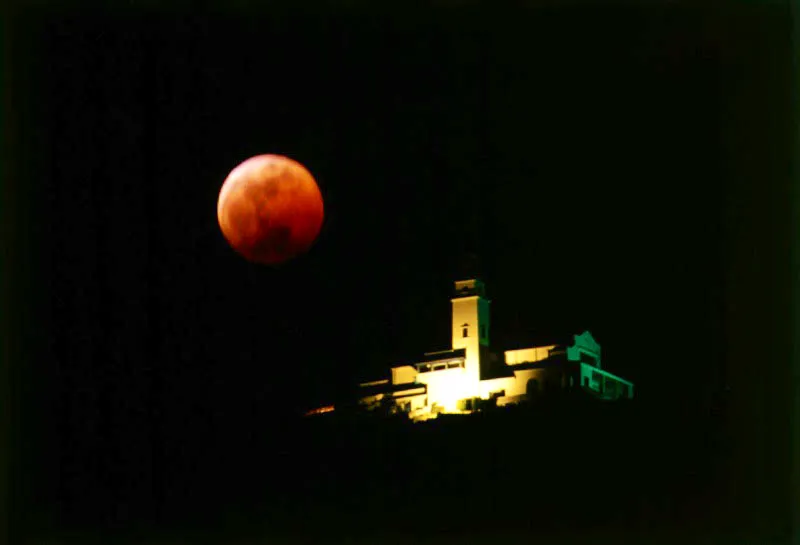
<box><xmin>356</xmin><ymin>279</ymin><xmax>634</xmax><ymax>421</ymax></box>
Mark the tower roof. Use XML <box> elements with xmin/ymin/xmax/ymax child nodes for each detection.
<box><xmin>453</xmin><ymin>278</ymin><xmax>486</xmax><ymax>298</ymax></box>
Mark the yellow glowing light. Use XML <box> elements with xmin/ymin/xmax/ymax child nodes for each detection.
<box><xmin>304</xmin><ymin>405</ymin><xmax>335</xmax><ymax>416</ymax></box>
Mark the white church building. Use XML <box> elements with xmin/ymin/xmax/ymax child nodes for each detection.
<box><xmin>354</xmin><ymin>278</ymin><xmax>634</xmax><ymax>421</ymax></box>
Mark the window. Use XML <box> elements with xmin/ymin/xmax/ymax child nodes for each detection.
<box><xmin>462</xmin><ymin>327</ymin><xmax>468</xmax><ymax>338</ymax></box>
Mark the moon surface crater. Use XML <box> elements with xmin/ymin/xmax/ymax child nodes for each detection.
<box><xmin>217</xmin><ymin>154</ymin><xmax>324</xmax><ymax>265</ymax></box>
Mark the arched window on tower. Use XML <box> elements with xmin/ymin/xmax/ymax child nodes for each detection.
<box><xmin>462</xmin><ymin>323</ymin><xmax>469</xmax><ymax>338</ymax></box>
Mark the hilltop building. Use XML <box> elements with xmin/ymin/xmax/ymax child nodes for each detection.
<box><xmin>355</xmin><ymin>278</ymin><xmax>634</xmax><ymax>421</ymax></box>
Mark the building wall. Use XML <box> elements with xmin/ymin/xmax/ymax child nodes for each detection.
<box><xmin>580</xmin><ymin>364</ymin><xmax>597</xmax><ymax>391</ymax></box>
<box><xmin>579</xmin><ymin>363</ymin><xmax>633</xmax><ymax>399</ymax></box>
<box><xmin>407</xmin><ymin>393</ymin><xmax>427</xmax><ymax>412</ymax></box>
<box><xmin>505</xmin><ymin>345</ymin><xmax>556</xmax><ymax>365</ymax></box>
<box><xmin>451</xmin><ymin>295</ymin><xmax>486</xmax><ymax>398</ymax></box>
<box><xmin>415</xmin><ymin>367</ymin><xmax>471</xmax><ymax>412</ymax></box>
<box><xmin>391</xmin><ymin>365</ymin><xmax>417</xmax><ymax>385</ymax></box>
<box><xmin>395</xmin><ymin>392</ymin><xmax>427</xmax><ymax>414</ymax></box>
<box><xmin>495</xmin><ymin>367</ymin><xmax>556</xmax><ymax>404</ymax></box>
<box><xmin>477</xmin><ymin>297</ymin><xmax>490</xmax><ymax>347</ymax></box>
<box><xmin>477</xmin><ymin>376</ymin><xmax>516</xmax><ymax>400</ymax></box>
<box><xmin>509</xmin><ymin>368</ymin><xmax>549</xmax><ymax>397</ymax></box>
<box><xmin>511</xmin><ymin>367</ymin><xmax>581</xmax><ymax>397</ymax></box>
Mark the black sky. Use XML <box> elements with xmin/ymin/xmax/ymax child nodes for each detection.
<box><xmin>5</xmin><ymin>3</ymin><xmax>797</xmax><ymax>544</ymax></box>
<box><xmin>35</xmin><ymin>9</ymin><xmax>733</xmax><ymax>404</ymax></box>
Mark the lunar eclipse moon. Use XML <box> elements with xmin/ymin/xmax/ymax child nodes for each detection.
<box><xmin>217</xmin><ymin>154</ymin><xmax>324</xmax><ymax>265</ymax></box>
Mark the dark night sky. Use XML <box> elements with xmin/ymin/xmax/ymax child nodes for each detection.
<box><xmin>5</xmin><ymin>2</ymin><xmax>796</xmax><ymax>544</ymax></box>
<box><xmin>35</xmin><ymin>9</ymin><xmax>731</xmax><ymax>405</ymax></box>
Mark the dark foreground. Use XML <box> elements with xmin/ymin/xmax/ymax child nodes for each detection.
<box><xmin>22</xmin><ymin>396</ymin><xmax>741</xmax><ymax>545</ymax></box>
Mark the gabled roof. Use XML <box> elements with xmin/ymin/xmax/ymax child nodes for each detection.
<box><xmin>569</xmin><ymin>330</ymin><xmax>601</xmax><ymax>355</ymax></box>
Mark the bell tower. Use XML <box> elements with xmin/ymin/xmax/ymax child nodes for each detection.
<box><xmin>451</xmin><ymin>278</ymin><xmax>490</xmax><ymax>393</ymax></box>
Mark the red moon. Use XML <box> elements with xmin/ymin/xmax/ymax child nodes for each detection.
<box><xmin>217</xmin><ymin>154</ymin><xmax>324</xmax><ymax>265</ymax></box>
